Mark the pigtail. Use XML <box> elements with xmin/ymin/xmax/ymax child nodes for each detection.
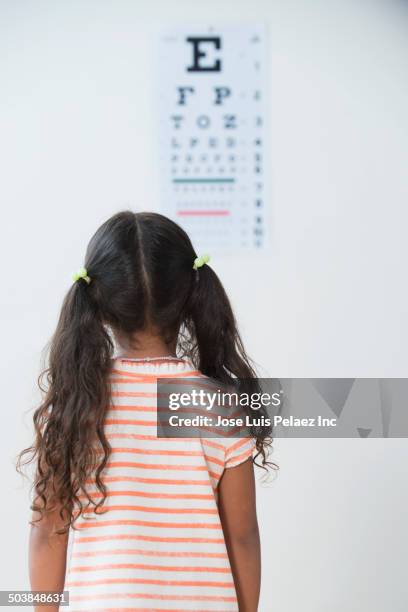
<box><xmin>187</xmin><ymin>264</ymin><xmax>274</xmax><ymax>469</ymax></box>
<box><xmin>17</xmin><ymin>278</ymin><xmax>113</xmax><ymax>532</ymax></box>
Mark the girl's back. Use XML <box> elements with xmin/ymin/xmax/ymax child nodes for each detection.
<box><xmin>65</xmin><ymin>356</ymin><xmax>255</xmax><ymax>611</ymax></box>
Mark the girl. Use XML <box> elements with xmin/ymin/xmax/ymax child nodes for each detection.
<box><xmin>18</xmin><ymin>211</ymin><xmax>272</xmax><ymax>612</ymax></box>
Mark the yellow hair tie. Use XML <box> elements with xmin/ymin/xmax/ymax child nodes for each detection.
<box><xmin>193</xmin><ymin>254</ymin><xmax>210</xmax><ymax>270</ymax></box>
<box><xmin>72</xmin><ymin>267</ymin><xmax>91</xmax><ymax>284</ymax></box>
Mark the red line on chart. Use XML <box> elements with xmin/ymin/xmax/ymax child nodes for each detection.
<box><xmin>177</xmin><ymin>210</ymin><xmax>230</xmax><ymax>217</ymax></box>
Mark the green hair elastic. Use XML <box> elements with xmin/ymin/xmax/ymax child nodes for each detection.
<box><xmin>72</xmin><ymin>267</ymin><xmax>91</xmax><ymax>284</ymax></box>
<box><xmin>193</xmin><ymin>254</ymin><xmax>210</xmax><ymax>270</ymax></box>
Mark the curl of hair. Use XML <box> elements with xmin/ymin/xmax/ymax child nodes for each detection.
<box><xmin>17</xmin><ymin>280</ymin><xmax>113</xmax><ymax>533</ymax></box>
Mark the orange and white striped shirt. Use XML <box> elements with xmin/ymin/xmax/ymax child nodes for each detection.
<box><xmin>64</xmin><ymin>356</ymin><xmax>256</xmax><ymax>612</ymax></box>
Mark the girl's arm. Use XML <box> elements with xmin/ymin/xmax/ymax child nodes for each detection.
<box><xmin>29</xmin><ymin>504</ymin><xmax>69</xmax><ymax>612</ymax></box>
<box><xmin>218</xmin><ymin>458</ymin><xmax>261</xmax><ymax>612</ymax></box>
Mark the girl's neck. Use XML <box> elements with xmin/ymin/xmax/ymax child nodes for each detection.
<box><xmin>115</xmin><ymin>328</ymin><xmax>177</xmax><ymax>360</ymax></box>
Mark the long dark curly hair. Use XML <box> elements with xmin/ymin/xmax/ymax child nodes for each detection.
<box><xmin>17</xmin><ymin>211</ymin><xmax>274</xmax><ymax>533</ymax></box>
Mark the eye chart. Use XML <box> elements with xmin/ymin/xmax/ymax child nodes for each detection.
<box><xmin>156</xmin><ymin>24</ymin><xmax>268</xmax><ymax>250</ymax></box>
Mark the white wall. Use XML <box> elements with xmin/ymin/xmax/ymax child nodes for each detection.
<box><xmin>1</xmin><ymin>1</ymin><xmax>407</xmax><ymax>610</ymax></box>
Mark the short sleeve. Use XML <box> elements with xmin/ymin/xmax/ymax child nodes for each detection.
<box><xmin>224</xmin><ymin>436</ymin><xmax>257</xmax><ymax>469</ymax></box>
